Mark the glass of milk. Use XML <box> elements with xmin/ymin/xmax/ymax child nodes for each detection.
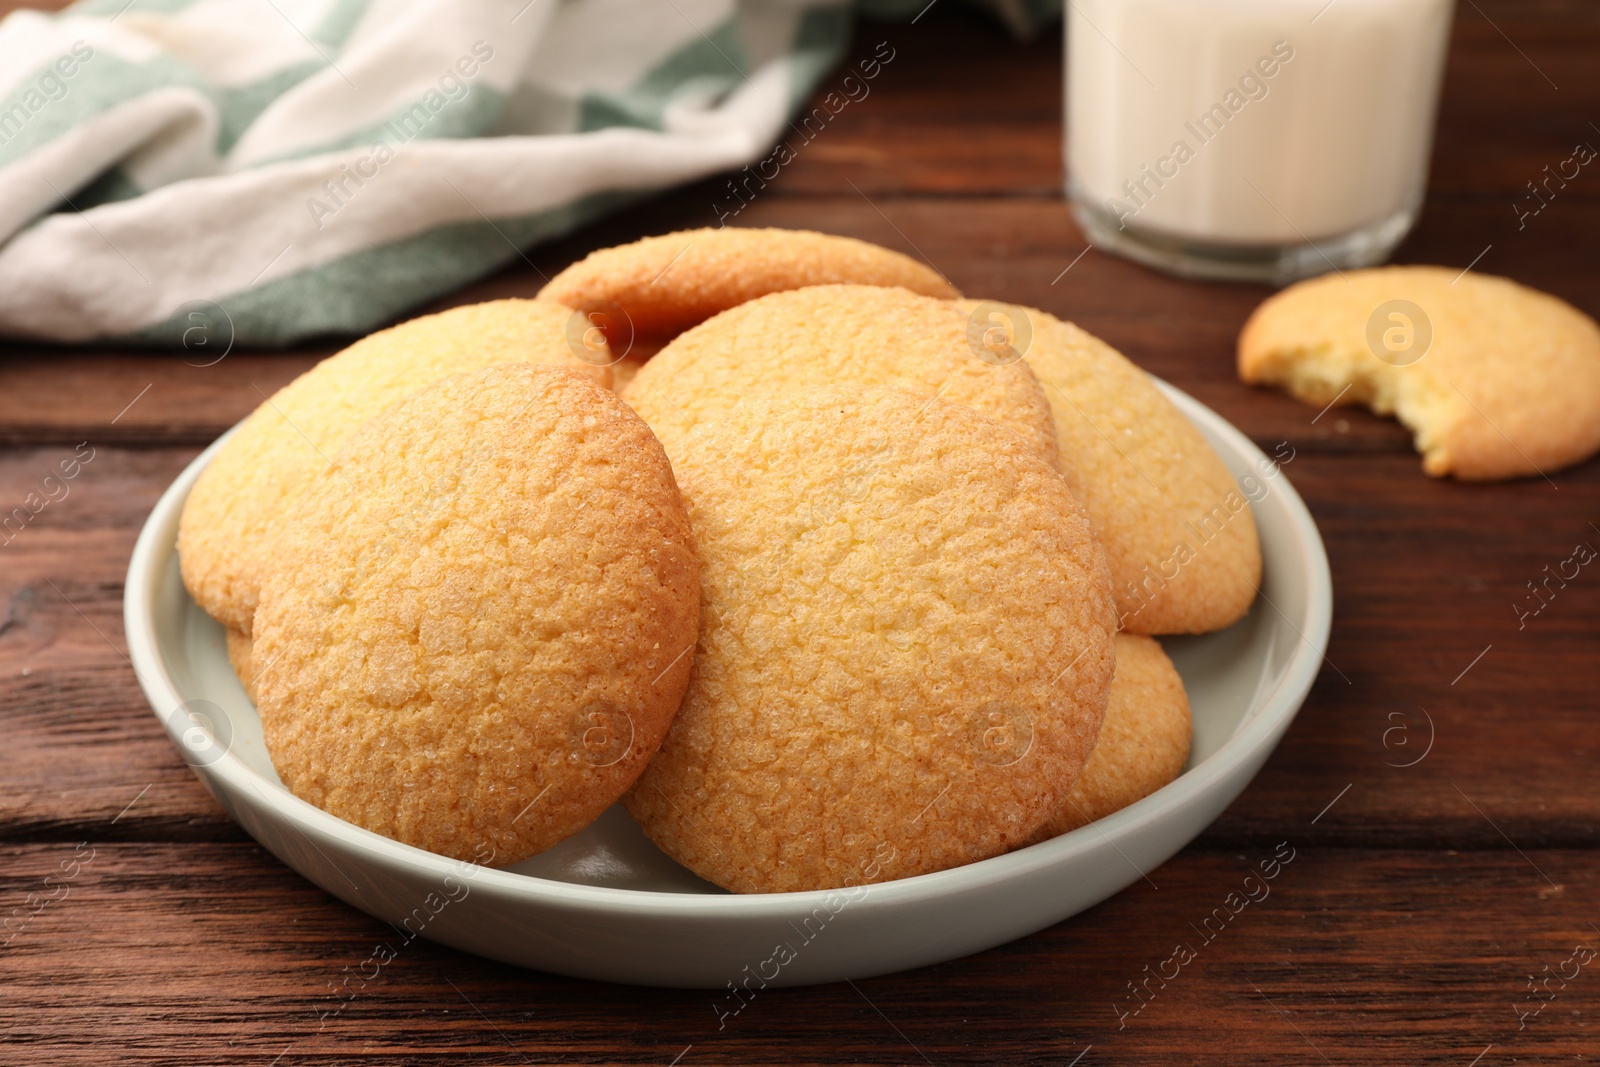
<box><xmin>1066</xmin><ymin>0</ymin><xmax>1455</xmax><ymax>283</ymax></box>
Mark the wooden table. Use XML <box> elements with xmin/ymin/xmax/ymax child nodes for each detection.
<box><xmin>4</xmin><ymin>3</ymin><xmax>1599</xmax><ymax>1064</ymax></box>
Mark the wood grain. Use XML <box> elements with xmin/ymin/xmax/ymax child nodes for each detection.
<box><xmin>3</xmin><ymin>1</ymin><xmax>1600</xmax><ymax>1064</ymax></box>
<box><xmin>2</xmin><ymin>844</ymin><xmax>1597</xmax><ymax>1065</ymax></box>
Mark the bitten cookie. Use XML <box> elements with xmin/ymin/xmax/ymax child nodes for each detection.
<box><xmin>178</xmin><ymin>299</ymin><xmax>608</xmax><ymax>635</ymax></box>
<box><xmin>966</xmin><ymin>300</ymin><xmax>1260</xmax><ymax>633</ymax></box>
<box><xmin>1238</xmin><ymin>266</ymin><xmax>1600</xmax><ymax>480</ymax></box>
<box><xmin>539</xmin><ymin>227</ymin><xmax>960</xmax><ymax>342</ymax></box>
<box><xmin>1034</xmin><ymin>633</ymin><xmax>1192</xmax><ymax>838</ymax></box>
<box><xmin>625</xmin><ymin>387</ymin><xmax>1116</xmax><ymax>894</ymax></box>
<box><xmin>621</xmin><ymin>285</ymin><xmax>1060</xmax><ymax>470</ymax></box>
<box><xmin>252</xmin><ymin>364</ymin><xmax>699</xmax><ymax>866</ymax></box>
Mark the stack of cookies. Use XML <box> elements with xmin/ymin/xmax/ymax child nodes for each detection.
<box><xmin>177</xmin><ymin>228</ymin><xmax>1261</xmax><ymax>894</ymax></box>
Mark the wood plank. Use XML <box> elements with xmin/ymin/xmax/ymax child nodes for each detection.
<box><xmin>0</xmin><ymin>352</ymin><xmax>326</xmax><ymax>447</ymax></box>
<box><xmin>1209</xmin><ymin>449</ymin><xmax>1600</xmax><ymax>847</ymax></box>
<box><xmin>0</xmin><ymin>445</ymin><xmax>232</xmax><ymax>842</ymax></box>
<box><xmin>3</xmin><ymin>447</ymin><xmax>1598</xmax><ymax>846</ymax></box>
<box><xmin>1</xmin><ymin>843</ymin><xmax>1595</xmax><ymax>1064</ymax></box>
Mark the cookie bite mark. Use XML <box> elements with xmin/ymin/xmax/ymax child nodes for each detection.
<box><xmin>1240</xmin><ymin>323</ymin><xmax>1459</xmax><ymax>473</ymax></box>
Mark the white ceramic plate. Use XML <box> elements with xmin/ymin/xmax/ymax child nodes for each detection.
<box><xmin>124</xmin><ymin>380</ymin><xmax>1331</xmax><ymax>988</ymax></box>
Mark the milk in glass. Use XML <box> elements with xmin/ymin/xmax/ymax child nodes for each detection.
<box><xmin>1067</xmin><ymin>0</ymin><xmax>1454</xmax><ymax>282</ymax></box>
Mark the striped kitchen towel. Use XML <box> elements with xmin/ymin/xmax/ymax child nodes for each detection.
<box><xmin>0</xmin><ymin>0</ymin><xmax>1056</xmax><ymax>348</ymax></box>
